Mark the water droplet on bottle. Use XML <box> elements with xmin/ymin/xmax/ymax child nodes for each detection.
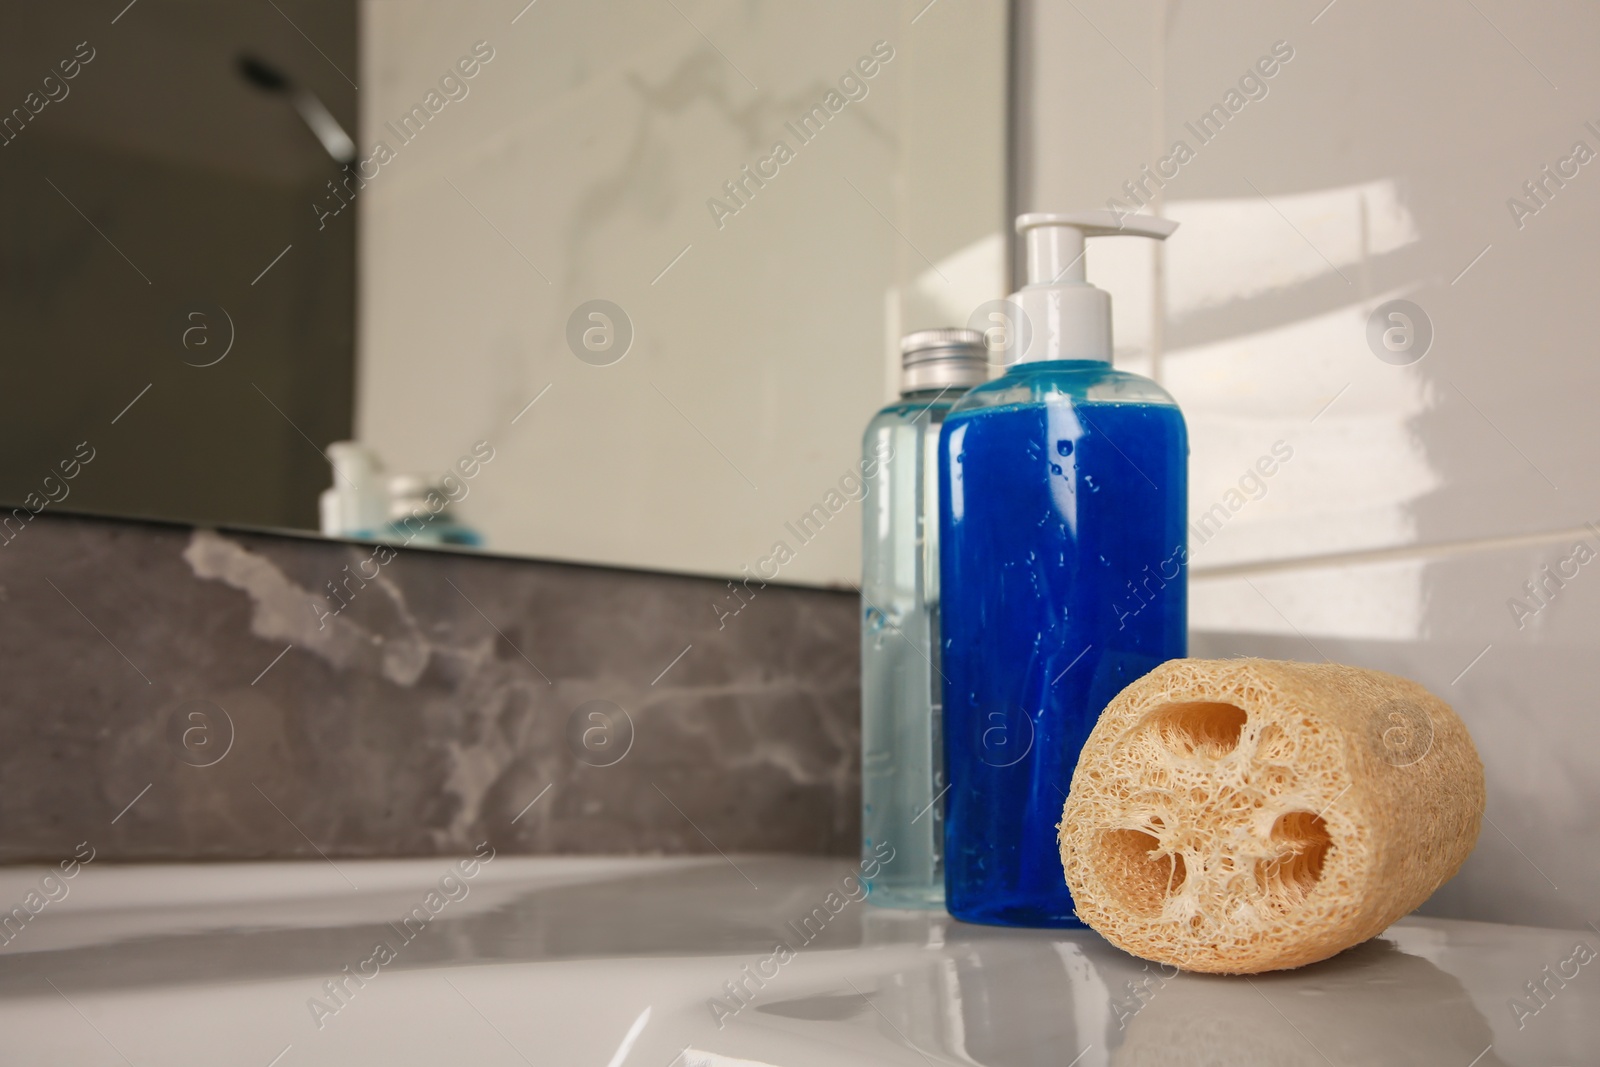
<box><xmin>1056</xmin><ymin>440</ymin><xmax>1074</xmax><ymax>457</ymax></box>
<box><xmin>1050</xmin><ymin>463</ymin><xmax>1062</xmax><ymax>475</ymax></box>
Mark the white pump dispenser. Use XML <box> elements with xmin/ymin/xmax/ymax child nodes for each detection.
<box><xmin>1011</xmin><ymin>211</ymin><xmax>1178</xmax><ymax>365</ymax></box>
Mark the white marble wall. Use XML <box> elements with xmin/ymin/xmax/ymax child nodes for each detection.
<box><xmin>356</xmin><ymin>0</ymin><xmax>1007</xmax><ymax>587</ymax></box>
<box><xmin>1019</xmin><ymin>0</ymin><xmax>1600</xmax><ymax>929</ymax></box>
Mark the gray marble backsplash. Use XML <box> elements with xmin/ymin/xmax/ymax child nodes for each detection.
<box><xmin>1</xmin><ymin>513</ymin><xmax>858</xmax><ymax>862</ymax></box>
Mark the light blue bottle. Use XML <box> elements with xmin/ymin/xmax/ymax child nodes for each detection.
<box><xmin>860</xmin><ymin>329</ymin><xmax>988</xmax><ymax>908</ymax></box>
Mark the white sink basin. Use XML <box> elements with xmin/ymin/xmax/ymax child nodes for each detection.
<box><xmin>0</xmin><ymin>855</ymin><xmax>1591</xmax><ymax>1065</ymax></box>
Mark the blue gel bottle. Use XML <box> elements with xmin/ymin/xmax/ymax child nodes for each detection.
<box><xmin>939</xmin><ymin>212</ymin><xmax>1187</xmax><ymax>927</ymax></box>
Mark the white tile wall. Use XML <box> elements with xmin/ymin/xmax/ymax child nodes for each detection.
<box><xmin>1191</xmin><ymin>535</ymin><xmax>1600</xmax><ymax>930</ymax></box>
<box><xmin>1021</xmin><ymin>0</ymin><xmax>1600</xmax><ymax>928</ymax></box>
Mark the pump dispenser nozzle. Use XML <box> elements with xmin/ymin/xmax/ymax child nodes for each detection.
<box><xmin>1010</xmin><ymin>211</ymin><xmax>1178</xmax><ymax>365</ymax></box>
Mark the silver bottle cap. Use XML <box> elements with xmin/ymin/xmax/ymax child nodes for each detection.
<box><xmin>900</xmin><ymin>328</ymin><xmax>988</xmax><ymax>396</ymax></box>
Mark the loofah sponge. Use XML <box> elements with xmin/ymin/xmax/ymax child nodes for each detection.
<box><xmin>1058</xmin><ymin>658</ymin><xmax>1485</xmax><ymax>974</ymax></box>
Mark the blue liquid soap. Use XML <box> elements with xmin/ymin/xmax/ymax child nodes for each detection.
<box><xmin>938</xmin><ymin>212</ymin><xmax>1187</xmax><ymax>927</ymax></box>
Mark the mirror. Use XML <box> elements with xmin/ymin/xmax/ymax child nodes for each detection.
<box><xmin>2</xmin><ymin>0</ymin><xmax>1009</xmax><ymax>588</ymax></box>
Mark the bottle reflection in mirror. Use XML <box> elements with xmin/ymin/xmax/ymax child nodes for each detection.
<box><xmin>311</xmin><ymin>441</ymin><xmax>496</xmax><ymax>627</ymax></box>
<box><xmin>384</xmin><ymin>473</ymin><xmax>482</xmax><ymax>546</ymax></box>
<box><xmin>318</xmin><ymin>440</ymin><xmax>491</xmax><ymax>547</ymax></box>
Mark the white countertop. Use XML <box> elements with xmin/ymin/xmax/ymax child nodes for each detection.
<box><xmin>0</xmin><ymin>855</ymin><xmax>1592</xmax><ymax>1065</ymax></box>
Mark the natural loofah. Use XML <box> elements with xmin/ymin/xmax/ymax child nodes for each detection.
<box><xmin>1058</xmin><ymin>658</ymin><xmax>1485</xmax><ymax>974</ymax></box>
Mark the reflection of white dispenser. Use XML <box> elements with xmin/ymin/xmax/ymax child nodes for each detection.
<box><xmin>317</xmin><ymin>442</ymin><xmax>388</xmax><ymax>538</ymax></box>
<box><xmin>1011</xmin><ymin>211</ymin><xmax>1178</xmax><ymax>364</ymax></box>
